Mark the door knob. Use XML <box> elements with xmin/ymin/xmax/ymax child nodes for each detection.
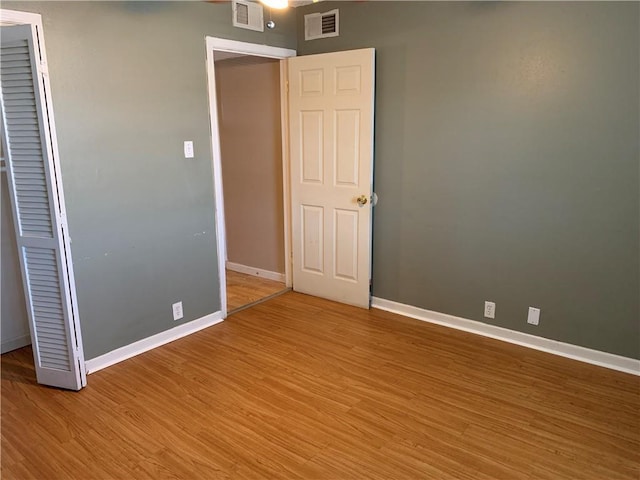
<box><xmin>356</xmin><ymin>195</ymin><xmax>368</xmax><ymax>207</ymax></box>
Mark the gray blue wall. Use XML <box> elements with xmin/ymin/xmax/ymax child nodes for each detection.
<box><xmin>4</xmin><ymin>1</ymin><xmax>297</xmax><ymax>359</ymax></box>
<box><xmin>298</xmin><ymin>1</ymin><xmax>639</xmax><ymax>358</ymax></box>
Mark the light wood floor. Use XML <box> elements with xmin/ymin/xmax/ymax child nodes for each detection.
<box><xmin>226</xmin><ymin>269</ymin><xmax>287</xmax><ymax>312</ymax></box>
<box><xmin>2</xmin><ymin>292</ymin><xmax>639</xmax><ymax>479</ymax></box>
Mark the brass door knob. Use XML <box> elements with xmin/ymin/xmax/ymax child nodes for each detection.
<box><xmin>356</xmin><ymin>195</ymin><xmax>368</xmax><ymax>207</ymax></box>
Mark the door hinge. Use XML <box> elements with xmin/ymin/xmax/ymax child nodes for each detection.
<box><xmin>286</xmin><ymin>80</ymin><xmax>289</xmax><ymax>94</ymax></box>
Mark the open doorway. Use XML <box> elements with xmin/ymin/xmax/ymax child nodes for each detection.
<box><xmin>215</xmin><ymin>52</ymin><xmax>287</xmax><ymax>312</ymax></box>
<box><xmin>206</xmin><ymin>37</ymin><xmax>296</xmax><ymax>317</ymax></box>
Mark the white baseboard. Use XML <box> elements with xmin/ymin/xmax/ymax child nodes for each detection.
<box><xmin>84</xmin><ymin>312</ymin><xmax>224</xmax><ymax>374</ymax></box>
<box><xmin>226</xmin><ymin>262</ymin><xmax>285</xmax><ymax>283</ymax></box>
<box><xmin>1</xmin><ymin>334</ymin><xmax>31</xmax><ymax>354</ymax></box>
<box><xmin>371</xmin><ymin>297</ymin><xmax>640</xmax><ymax>376</ymax></box>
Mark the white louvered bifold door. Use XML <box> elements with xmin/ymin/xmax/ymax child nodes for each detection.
<box><xmin>0</xmin><ymin>25</ymin><xmax>85</xmax><ymax>390</ymax></box>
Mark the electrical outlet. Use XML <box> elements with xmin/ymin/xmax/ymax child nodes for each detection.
<box><xmin>484</xmin><ymin>301</ymin><xmax>495</xmax><ymax>319</ymax></box>
<box><xmin>527</xmin><ymin>307</ymin><xmax>540</xmax><ymax>326</ymax></box>
<box><xmin>172</xmin><ymin>301</ymin><xmax>183</xmax><ymax>321</ymax></box>
<box><xmin>183</xmin><ymin>141</ymin><xmax>194</xmax><ymax>159</ymax></box>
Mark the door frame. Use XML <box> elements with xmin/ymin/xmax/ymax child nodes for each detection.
<box><xmin>1</xmin><ymin>8</ymin><xmax>87</xmax><ymax>386</ymax></box>
<box><xmin>205</xmin><ymin>37</ymin><xmax>296</xmax><ymax>318</ymax></box>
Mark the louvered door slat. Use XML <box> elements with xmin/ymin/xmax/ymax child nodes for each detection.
<box><xmin>7</xmin><ymin>129</ymin><xmax>38</xmax><ymax>136</ymax></box>
<box><xmin>1</xmin><ymin>54</ymin><xmax>30</xmax><ymax>61</ymax></box>
<box><xmin>5</xmin><ymin>96</ymin><xmax>36</xmax><ymax>102</ymax></box>
<box><xmin>16</xmin><ymin>182</ymin><xmax>47</xmax><ymax>189</ymax></box>
<box><xmin>5</xmin><ymin>118</ymin><xmax>38</xmax><ymax>126</ymax></box>
<box><xmin>33</xmin><ymin>298</ymin><xmax>62</xmax><ymax>311</ymax></box>
<box><xmin>20</xmin><ymin>213</ymin><xmax>50</xmax><ymax>220</ymax></box>
<box><xmin>20</xmin><ymin>215</ymin><xmax>51</xmax><ymax>223</ymax></box>
<box><xmin>3</xmin><ymin>88</ymin><xmax>34</xmax><ymax>95</ymax></box>
<box><xmin>30</xmin><ymin>274</ymin><xmax>62</xmax><ymax>283</ymax></box>
<box><xmin>30</xmin><ymin>284</ymin><xmax>61</xmax><ymax>294</ymax></box>
<box><xmin>5</xmin><ymin>104</ymin><xmax>36</xmax><ymax>112</ymax></box>
<box><xmin>0</xmin><ymin>57</ymin><xmax>31</xmax><ymax>64</ymax></box>
<box><xmin>11</xmin><ymin>156</ymin><xmax>43</xmax><ymax>162</ymax></box>
<box><xmin>22</xmin><ymin>223</ymin><xmax>54</xmax><ymax>230</ymax></box>
<box><xmin>38</xmin><ymin>332</ymin><xmax>68</xmax><ymax>342</ymax></box>
<box><xmin>15</xmin><ymin>180</ymin><xmax>47</xmax><ymax>188</ymax></box>
<box><xmin>6</xmin><ymin>111</ymin><xmax>37</xmax><ymax>119</ymax></box>
<box><xmin>14</xmin><ymin>165</ymin><xmax>45</xmax><ymax>172</ymax></box>
<box><xmin>5</xmin><ymin>101</ymin><xmax>37</xmax><ymax>109</ymax></box>
<box><xmin>12</xmin><ymin>145</ymin><xmax>41</xmax><ymax>151</ymax></box>
<box><xmin>1</xmin><ymin>24</ymin><xmax>84</xmax><ymax>390</ymax></box>
<box><xmin>35</xmin><ymin>324</ymin><xmax>67</xmax><ymax>335</ymax></box>
<box><xmin>18</xmin><ymin>191</ymin><xmax>49</xmax><ymax>198</ymax></box>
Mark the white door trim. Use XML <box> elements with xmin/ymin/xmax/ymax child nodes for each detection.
<box><xmin>206</xmin><ymin>37</ymin><xmax>295</xmax><ymax>60</ymax></box>
<box><xmin>0</xmin><ymin>8</ymin><xmax>87</xmax><ymax>387</ymax></box>
<box><xmin>279</xmin><ymin>59</ymin><xmax>293</xmax><ymax>291</ymax></box>
<box><xmin>205</xmin><ymin>37</ymin><xmax>296</xmax><ymax>319</ymax></box>
<box><xmin>0</xmin><ymin>8</ymin><xmax>42</xmax><ymax>26</ymax></box>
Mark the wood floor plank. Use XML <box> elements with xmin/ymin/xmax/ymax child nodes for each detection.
<box><xmin>2</xmin><ymin>292</ymin><xmax>639</xmax><ymax>479</ymax></box>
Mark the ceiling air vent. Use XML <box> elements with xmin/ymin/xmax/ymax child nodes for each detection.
<box><xmin>232</xmin><ymin>0</ymin><xmax>264</xmax><ymax>32</ymax></box>
<box><xmin>305</xmin><ymin>9</ymin><xmax>339</xmax><ymax>41</ymax></box>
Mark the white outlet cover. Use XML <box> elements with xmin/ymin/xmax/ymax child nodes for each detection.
<box><xmin>172</xmin><ymin>301</ymin><xmax>184</xmax><ymax>321</ymax></box>
<box><xmin>484</xmin><ymin>301</ymin><xmax>496</xmax><ymax>319</ymax></box>
<box><xmin>527</xmin><ymin>307</ymin><xmax>540</xmax><ymax>326</ymax></box>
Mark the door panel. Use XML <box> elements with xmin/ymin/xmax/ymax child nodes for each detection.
<box><xmin>334</xmin><ymin>109</ymin><xmax>360</xmax><ymax>186</ymax></box>
<box><xmin>300</xmin><ymin>111</ymin><xmax>323</xmax><ymax>183</ymax></box>
<box><xmin>301</xmin><ymin>204</ymin><xmax>323</xmax><ymax>274</ymax></box>
<box><xmin>1</xmin><ymin>24</ymin><xmax>85</xmax><ymax>390</ymax></box>
<box><xmin>289</xmin><ymin>49</ymin><xmax>374</xmax><ymax>308</ymax></box>
<box><xmin>334</xmin><ymin>208</ymin><xmax>358</xmax><ymax>281</ymax></box>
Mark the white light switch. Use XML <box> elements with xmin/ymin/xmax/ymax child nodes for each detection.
<box><xmin>184</xmin><ymin>141</ymin><xmax>194</xmax><ymax>159</ymax></box>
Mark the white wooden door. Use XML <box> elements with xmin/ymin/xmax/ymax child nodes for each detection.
<box><xmin>288</xmin><ymin>49</ymin><xmax>375</xmax><ymax>308</ymax></box>
<box><xmin>1</xmin><ymin>24</ymin><xmax>86</xmax><ymax>390</ymax></box>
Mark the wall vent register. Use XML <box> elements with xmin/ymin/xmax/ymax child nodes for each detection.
<box><xmin>305</xmin><ymin>9</ymin><xmax>339</xmax><ymax>41</ymax></box>
<box><xmin>232</xmin><ymin>0</ymin><xmax>264</xmax><ymax>32</ymax></box>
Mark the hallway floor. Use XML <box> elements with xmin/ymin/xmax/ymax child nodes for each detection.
<box><xmin>226</xmin><ymin>269</ymin><xmax>287</xmax><ymax>312</ymax></box>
